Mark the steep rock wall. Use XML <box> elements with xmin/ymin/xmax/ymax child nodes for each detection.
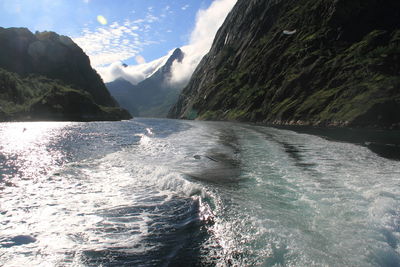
<box><xmin>170</xmin><ymin>0</ymin><xmax>400</xmax><ymax>128</ymax></box>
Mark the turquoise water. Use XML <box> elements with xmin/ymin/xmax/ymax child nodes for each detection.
<box><xmin>0</xmin><ymin>119</ymin><xmax>399</xmax><ymax>266</ymax></box>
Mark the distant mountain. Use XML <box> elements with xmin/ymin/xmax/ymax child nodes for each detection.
<box><xmin>0</xmin><ymin>27</ymin><xmax>131</xmax><ymax>121</ymax></box>
<box><xmin>170</xmin><ymin>0</ymin><xmax>400</xmax><ymax>129</ymax></box>
<box><xmin>107</xmin><ymin>48</ymin><xmax>184</xmax><ymax>117</ymax></box>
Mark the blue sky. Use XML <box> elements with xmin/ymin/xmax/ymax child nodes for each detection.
<box><xmin>1</xmin><ymin>0</ymin><xmax>213</xmax><ymax>64</ymax></box>
<box><xmin>1</xmin><ymin>0</ymin><xmax>237</xmax><ymax>83</ymax></box>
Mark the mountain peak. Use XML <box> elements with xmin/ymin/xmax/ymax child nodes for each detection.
<box><xmin>0</xmin><ymin>27</ymin><xmax>131</xmax><ymax>121</ymax></box>
<box><xmin>171</xmin><ymin>48</ymin><xmax>184</xmax><ymax>63</ymax></box>
<box><xmin>107</xmin><ymin>48</ymin><xmax>186</xmax><ymax>118</ymax></box>
<box><xmin>162</xmin><ymin>48</ymin><xmax>184</xmax><ymax>75</ymax></box>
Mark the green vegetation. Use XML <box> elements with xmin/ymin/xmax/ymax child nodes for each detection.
<box><xmin>0</xmin><ymin>27</ymin><xmax>131</xmax><ymax>121</ymax></box>
<box><xmin>171</xmin><ymin>0</ymin><xmax>400</xmax><ymax>129</ymax></box>
<box><xmin>0</xmin><ymin>68</ymin><xmax>130</xmax><ymax>121</ymax></box>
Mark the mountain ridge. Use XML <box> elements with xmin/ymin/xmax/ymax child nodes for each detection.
<box><xmin>0</xmin><ymin>27</ymin><xmax>131</xmax><ymax>121</ymax></box>
<box><xmin>107</xmin><ymin>48</ymin><xmax>184</xmax><ymax>117</ymax></box>
<box><xmin>169</xmin><ymin>0</ymin><xmax>400</xmax><ymax>129</ymax></box>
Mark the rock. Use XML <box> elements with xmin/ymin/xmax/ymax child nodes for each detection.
<box><xmin>107</xmin><ymin>48</ymin><xmax>185</xmax><ymax>117</ymax></box>
<box><xmin>0</xmin><ymin>27</ymin><xmax>131</xmax><ymax>121</ymax></box>
<box><xmin>169</xmin><ymin>0</ymin><xmax>400</xmax><ymax>129</ymax></box>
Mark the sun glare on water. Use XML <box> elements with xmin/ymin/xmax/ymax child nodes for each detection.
<box><xmin>0</xmin><ymin>122</ymin><xmax>71</xmax><ymax>182</ymax></box>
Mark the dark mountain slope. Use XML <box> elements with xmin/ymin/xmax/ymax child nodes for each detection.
<box><xmin>107</xmin><ymin>48</ymin><xmax>184</xmax><ymax>117</ymax></box>
<box><xmin>0</xmin><ymin>68</ymin><xmax>130</xmax><ymax>121</ymax></box>
<box><xmin>169</xmin><ymin>0</ymin><xmax>400</xmax><ymax>129</ymax></box>
<box><xmin>106</xmin><ymin>78</ymin><xmax>140</xmax><ymax>116</ymax></box>
<box><xmin>0</xmin><ymin>27</ymin><xmax>131</xmax><ymax>121</ymax></box>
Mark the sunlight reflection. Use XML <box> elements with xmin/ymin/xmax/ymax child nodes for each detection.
<box><xmin>97</xmin><ymin>15</ymin><xmax>108</xmax><ymax>25</ymax></box>
<box><xmin>0</xmin><ymin>122</ymin><xmax>71</xmax><ymax>181</ymax></box>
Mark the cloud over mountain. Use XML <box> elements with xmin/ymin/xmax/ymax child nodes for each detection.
<box><xmin>169</xmin><ymin>0</ymin><xmax>237</xmax><ymax>87</ymax></box>
<box><xmin>97</xmin><ymin>54</ymin><xmax>169</xmax><ymax>85</ymax></box>
<box><xmin>96</xmin><ymin>0</ymin><xmax>237</xmax><ymax>85</ymax></box>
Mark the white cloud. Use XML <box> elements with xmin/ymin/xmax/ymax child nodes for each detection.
<box><xmin>145</xmin><ymin>14</ymin><xmax>159</xmax><ymax>23</ymax></box>
<box><xmin>132</xmin><ymin>19</ymin><xmax>145</xmax><ymax>24</ymax></box>
<box><xmin>73</xmin><ymin>22</ymin><xmax>140</xmax><ymax>67</ymax></box>
<box><xmin>135</xmin><ymin>55</ymin><xmax>146</xmax><ymax>64</ymax></box>
<box><xmin>78</xmin><ymin>0</ymin><xmax>237</xmax><ymax>86</ymax></box>
<box><xmin>181</xmin><ymin>4</ymin><xmax>190</xmax><ymax>10</ymax></box>
<box><xmin>73</xmin><ymin>17</ymin><xmax>159</xmax><ymax>67</ymax></box>
<box><xmin>96</xmin><ymin>54</ymin><xmax>170</xmax><ymax>84</ymax></box>
<box><xmin>169</xmin><ymin>0</ymin><xmax>237</xmax><ymax>86</ymax></box>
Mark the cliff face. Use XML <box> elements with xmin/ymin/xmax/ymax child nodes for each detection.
<box><xmin>107</xmin><ymin>48</ymin><xmax>184</xmax><ymax>117</ymax></box>
<box><xmin>169</xmin><ymin>0</ymin><xmax>400</xmax><ymax>128</ymax></box>
<box><xmin>0</xmin><ymin>27</ymin><xmax>131</xmax><ymax>121</ymax></box>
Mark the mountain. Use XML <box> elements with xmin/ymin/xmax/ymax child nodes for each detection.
<box><xmin>107</xmin><ymin>48</ymin><xmax>184</xmax><ymax>117</ymax></box>
<box><xmin>169</xmin><ymin>0</ymin><xmax>400</xmax><ymax>129</ymax></box>
<box><xmin>0</xmin><ymin>27</ymin><xmax>131</xmax><ymax>121</ymax></box>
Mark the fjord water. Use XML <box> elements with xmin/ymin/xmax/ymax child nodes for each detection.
<box><xmin>0</xmin><ymin>119</ymin><xmax>399</xmax><ymax>266</ymax></box>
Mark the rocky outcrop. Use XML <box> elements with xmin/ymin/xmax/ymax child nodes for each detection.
<box><xmin>169</xmin><ymin>0</ymin><xmax>400</xmax><ymax>129</ymax></box>
<box><xmin>0</xmin><ymin>27</ymin><xmax>131</xmax><ymax>121</ymax></box>
<box><xmin>107</xmin><ymin>48</ymin><xmax>184</xmax><ymax>117</ymax></box>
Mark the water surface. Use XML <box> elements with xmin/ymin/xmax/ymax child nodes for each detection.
<box><xmin>1</xmin><ymin>119</ymin><xmax>399</xmax><ymax>266</ymax></box>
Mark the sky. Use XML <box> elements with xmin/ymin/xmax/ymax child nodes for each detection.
<box><xmin>0</xmin><ymin>0</ymin><xmax>237</xmax><ymax>84</ymax></box>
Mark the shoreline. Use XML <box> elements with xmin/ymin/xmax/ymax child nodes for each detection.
<box><xmin>190</xmin><ymin>117</ymin><xmax>400</xmax><ymax>160</ymax></box>
<box><xmin>266</xmin><ymin>124</ymin><xmax>400</xmax><ymax>161</ymax></box>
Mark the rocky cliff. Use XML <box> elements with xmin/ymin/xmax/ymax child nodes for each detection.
<box><xmin>0</xmin><ymin>27</ymin><xmax>131</xmax><ymax>121</ymax></box>
<box><xmin>107</xmin><ymin>48</ymin><xmax>184</xmax><ymax>117</ymax></box>
<box><xmin>169</xmin><ymin>0</ymin><xmax>400</xmax><ymax>129</ymax></box>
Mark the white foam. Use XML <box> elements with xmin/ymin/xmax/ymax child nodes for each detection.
<box><xmin>2</xmin><ymin>120</ymin><xmax>399</xmax><ymax>266</ymax></box>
